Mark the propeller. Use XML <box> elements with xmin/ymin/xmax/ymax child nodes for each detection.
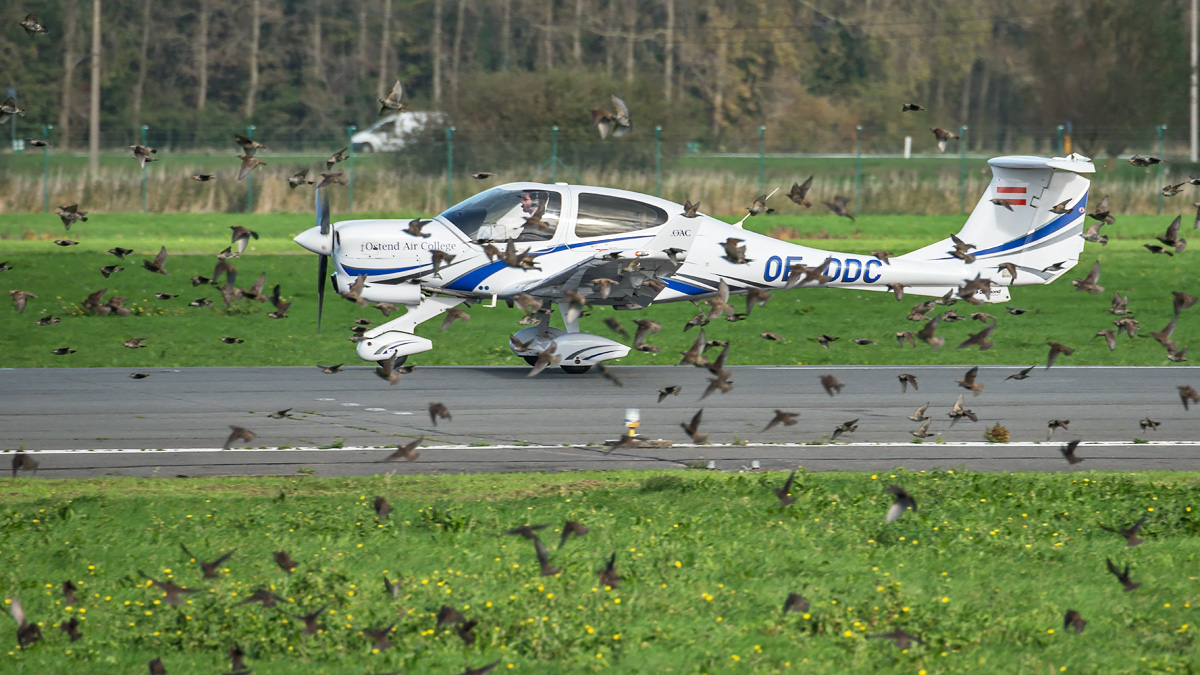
<box><xmin>316</xmin><ymin>187</ymin><xmax>331</xmax><ymax>332</ymax></box>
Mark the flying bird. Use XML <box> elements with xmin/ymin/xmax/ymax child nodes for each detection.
<box><xmin>130</xmin><ymin>144</ymin><xmax>157</xmax><ymax>168</ymax></box>
<box><xmin>274</xmin><ymin>550</ymin><xmax>299</xmax><ymax>573</ymax></box>
<box><xmin>930</xmin><ymin>126</ymin><xmax>959</xmax><ymax>153</ymax></box>
<box><xmin>1063</xmin><ymin>610</ymin><xmax>1087</xmax><ymax>634</ymax></box>
<box><xmin>1105</xmin><ymin>558</ymin><xmax>1141</xmax><ymax>592</ymax></box>
<box><xmin>765</xmin><ymin>410</ymin><xmax>799</xmax><ymax>431</ymax></box>
<box><xmin>898</xmin><ymin>374</ymin><xmax>918</xmax><ymax>392</ymax></box>
<box><xmin>909</xmin><ymin>402</ymin><xmax>930</xmax><ymax>422</ymax></box>
<box><xmin>237</xmin><ymin>154</ymin><xmax>267</xmax><ymax>181</ymax></box>
<box><xmin>831</xmin><ymin>419</ymin><xmax>858</xmax><ymax>441</ymax></box>
<box><xmin>783</xmin><ymin>592</ymin><xmax>810</xmax><ymax>613</ymax></box>
<box><xmin>527</xmin><ymin>342</ymin><xmax>562</xmax><ymax>377</ymax></box>
<box><xmin>591</xmin><ymin>95</ymin><xmax>632</xmax><ymax>139</ymax></box>
<box><xmin>787</xmin><ymin>176</ymin><xmax>814</xmax><ymax>207</ymax></box>
<box><xmin>1099</xmin><ymin>516</ymin><xmax>1147</xmax><ymax>547</ymax></box>
<box><xmin>138</xmin><ymin>570</ymin><xmax>199</xmax><ymax>605</ymax></box>
<box><xmin>1046</xmin><ymin>419</ymin><xmax>1069</xmax><ymax>440</ymax></box>
<box><xmin>381</xmin><ymin>436</ymin><xmax>423</xmax><ymax>462</ymax></box>
<box><xmin>20</xmin><ymin>13</ymin><xmax>48</xmax><ymax>35</ymax></box>
<box><xmin>824</xmin><ymin>195</ymin><xmax>855</xmax><ymax>221</ymax></box>
<box><xmin>657</xmin><ymin>385</ymin><xmax>682</xmax><ymax>402</ymax></box>
<box><xmin>869</xmin><ymin>628</ymin><xmax>924</xmax><ymax>649</ymax></box>
<box><xmin>294</xmin><ymin>604</ymin><xmax>329</xmax><ymax>636</ymax></box>
<box><xmin>885</xmin><ymin>486</ymin><xmax>916</xmax><ymax>523</ymax></box>
<box><xmin>374</xmin><ymin>496</ymin><xmax>392</xmax><ymax>518</ymax></box>
<box><xmin>560</xmin><ymin>520</ymin><xmax>589</xmax><ymax>549</ymax></box>
<box><xmin>234</xmin><ymin>134</ymin><xmax>266</xmax><ymax>156</ymax></box>
<box><xmin>532</xmin><ymin>534</ymin><xmax>561</xmax><ymax>577</ymax></box>
<box><xmin>820</xmin><ymin>374</ymin><xmax>843</xmax><ymax>396</ymax></box>
<box><xmin>1046</xmin><ymin>341</ymin><xmax>1075</xmax><ymax>369</ymax></box>
<box><xmin>289</xmin><ymin>169</ymin><xmax>313</xmax><ymax>189</ymax></box>
<box><xmin>681</xmin><ymin>409</ymin><xmax>707</xmax><ymax>443</ymax></box>
<box><xmin>598</xmin><ymin>551</ymin><xmax>620</xmax><ymax>589</ymax></box>
<box><xmin>774</xmin><ymin>471</ymin><xmax>798</xmax><ymax>507</ymax></box>
<box><xmin>910</xmin><ymin>419</ymin><xmax>934</xmax><ymax>438</ymax></box>
<box><xmin>142</xmin><ymin>247</ymin><xmax>170</xmax><ymax>275</ymax></box>
<box><xmin>7</xmin><ymin>597</ymin><xmax>41</xmax><ymax>648</ymax></box>
<box><xmin>180</xmin><ymin>544</ymin><xmax>235</xmax><ymax>579</ymax></box>
<box><xmin>378</xmin><ymin>80</ymin><xmax>407</xmax><ymax>116</ymax></box>
<box><xmin>326</xmin><ymin>147</ymin><xmax>348</xmax><ymax>169</ymax></box>
<box><xmin>1179</xmin><ymin>385</ymin><xmax>1199</xmax><ymax>410</ymax></box>
<box><xmin>901</xmin><ymin>102</ymin><xmax>924</xmax><ymax>112</ymax></box>
<box><xmin>1059</xmin><ymin>440</ymin><xmax>1082</xmax><ymax>465</ymax></box>
<box><xmin>956</xmin><ymin>366</ymin><xmax>984</xmax><ymax>396</ymax></box>
<box><xmin>224</xmin><ymin>425</ymin><xmax>256</xmax><ymax>449</ymax></box>
<box><xmin>428</xmin><ymin>402</ymin><xmax>452</xmax><ymax>426</ymax></box>
<box><xmin>361</xmin><ymin>624</ymin><xmax>395</xmax><ymax>651</ymax></box>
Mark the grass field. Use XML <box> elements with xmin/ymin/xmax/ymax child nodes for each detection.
<box><xmin>1</xmin><ymin>211</ymin><xmax>1196</xmax><ymax>370</ymax></box>
<box><xmin>1</xmin><ymin>471</ymin><xmax>1196</xmax><ymax>673</ymax></box>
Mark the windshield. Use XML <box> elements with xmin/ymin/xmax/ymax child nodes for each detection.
<box><xmin>440</xmin><ymin>188</ymin><xmax>562</xmax><ymax>243</ymax></box>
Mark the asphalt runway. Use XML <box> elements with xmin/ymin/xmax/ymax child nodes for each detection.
<box><xmin>2</xmin><ymin>365</ymin><xmax>1199</xmax><ymax>478</ymax></box>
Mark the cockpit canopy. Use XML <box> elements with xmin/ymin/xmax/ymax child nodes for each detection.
<box><xmin>439</xmin><ymin>185</ymin><xmax>675</xmax><ymax>244</ymax></box>
<box><xmin>440</xmin><ymin>188</ymin><xmax>562</xmax><ymax>243</ymax></box>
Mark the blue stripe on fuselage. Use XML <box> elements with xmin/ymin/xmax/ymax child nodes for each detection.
<box><xmin>939</xmin><ymin>192</ymin><xmax>1088</xmax><ymax>260</ymax></box>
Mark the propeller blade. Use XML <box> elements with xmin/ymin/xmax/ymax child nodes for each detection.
<box><xmin>315</xmin><ymin>186</ymin><xmax>331</xmax><ymax>332</ymax></box>
<box><xmin>317</xmin><ymin>187</ymin><xmax>331</xmax><ymax>235</ymax></box>
<box><xmin>317</xmin><ymin>254</ymin><xmax>328</xmax><ymax>332</ymax></box>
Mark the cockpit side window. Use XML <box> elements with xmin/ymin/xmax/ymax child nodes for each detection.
<box><xmin>574</xmin><ymin>194</ymin><xmax>668</xmax><ymax>238</ymax></box>
<box><xmin>440</xmin><ymin>188</ymin><xmax>561</xmax><ymax>242</ymax></box>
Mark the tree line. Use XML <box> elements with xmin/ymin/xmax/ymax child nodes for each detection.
<box><xmin>0</xmin><ymin>0</ymin><xmax>1190</xmax><ymax>161</ymax></box>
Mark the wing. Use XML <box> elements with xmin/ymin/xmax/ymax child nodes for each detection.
<box><xmin>610</xmin><ymin>95</ymin><xmax>630</xmax><ymax>125</ymax></box>
<box><xmin>532</xmin><ymin>535</ymin><xmax>552</xmax><ymax>567</ymax></box>
<box><xmin>154</xmin><ymin>247</ymin><xmax>168</xmax><ymax>268</ymax></box>
<box><xmin>512</xmin><ymin>221</ymin><xmax>700</xmax><ymax>306</ymax></box>
<box><xmin>390</xmin><ymin>80</ymin><xmax>404</xmax><ymax>101</ymax></box>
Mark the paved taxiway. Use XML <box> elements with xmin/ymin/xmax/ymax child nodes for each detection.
<box><xmin>2</xmin><ymin>365</ymin><xmax>1197</xmax><ymax>477</ymax></box>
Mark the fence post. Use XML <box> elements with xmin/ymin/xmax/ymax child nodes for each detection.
<box><xmin>1158</xmin><ymin>124</ymin><xmax>1168</xmax><ymax>215</ymax></box>
<box><xmin>959</xmin><ymin>125</ymin><xmax>969</xmax><ymax>215</ymax></box>
<box><xmin>854</xmin><ymin>125</ymin><xmax>863</xmax><ymax>218</ymax></box>
<box><xmin>245</xmin><ymin>125</ymin><xmax>256</xmax><ymax>213</ymax></box>
<box><xmin>550</xmin><ymin>125</ymin><xmax>560</xmax><ymax>184</ymax></box>
<box><xmin>346</xmin><ymin>125</ymin><xmax>356</xmax><ymax>213</ymax></box>
<box><xmin>757</xmin><ymin>125</ymin><xmax>766</xmax><ymax>195</ymax></box>
<box><xmin>141</xmin><ymin>124</ymin><xmax>149</xmax><ymax>213</ymax></box>
<box><xmin>654</xmin><ymin>125</ymin><xmax>663</xmax><ymax>197</ymax></box>
<box><xmin>1056</xmin><ymin>125</ymin><xmax>1065</xmax><ymax>155</ymax></box>
<box><xmin>446</xmin><ymin>126</ymin><xmax>455</xmax><ymax>209</ymax></box>
<box><xmin>41</xmin><ymin>124</ymin><xmax>52</xmax><ymax>213</ymax></box>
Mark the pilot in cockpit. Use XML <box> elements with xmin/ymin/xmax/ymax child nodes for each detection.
<box><xmin>491</xmin><ymin>190</ymin><xmax>556</xmax><ymax>241</ymax></box>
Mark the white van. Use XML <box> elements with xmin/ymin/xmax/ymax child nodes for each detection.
<box><xmin>351</xmin><ymin>112</ymin><xmax>448</xmax><ymax>153</ymax></box>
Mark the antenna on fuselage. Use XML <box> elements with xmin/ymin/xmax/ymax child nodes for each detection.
<box><xmin>733</xmin><ymin>186</ymin><xmax>779</xmax><ymax>229</ymax></box>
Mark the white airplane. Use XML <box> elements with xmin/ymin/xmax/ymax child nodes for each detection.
<box><xmin>294</xmin><ymin>153</ymin><xmax>1095</xmax><ymax>373</ymax></box>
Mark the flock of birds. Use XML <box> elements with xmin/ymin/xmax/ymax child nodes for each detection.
<box><xmin>5</xmin><ymin>427</ymin><xmax>1167</xmax><ymax>672</ymax></box>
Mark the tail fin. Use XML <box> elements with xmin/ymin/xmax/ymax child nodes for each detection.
<box><xmin>898</xmin><ymin>154</ymin><xmax>1093</xmax><ymax>299</ymax></box>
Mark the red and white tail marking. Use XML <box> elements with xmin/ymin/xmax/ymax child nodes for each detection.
<box><xmin>995</xmin><ymin>184</ymin><xmax>1027</xmax><ymax>206</ymax></box>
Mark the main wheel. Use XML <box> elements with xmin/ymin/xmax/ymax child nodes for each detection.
<box><xmin>560</xmin><ymin>365</ymin><xmax>592</xmax><ymax>374</ymax></box>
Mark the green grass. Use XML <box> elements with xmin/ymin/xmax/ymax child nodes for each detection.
<box><xmin>1</xmin><ymin>212</ymin><xmax>1196</xmax><ymax>368</ymax></box>
<box><xmin>1</xmin><ymin>471</ymin><xmax>1196</xmax><ymax>673</ymax></box>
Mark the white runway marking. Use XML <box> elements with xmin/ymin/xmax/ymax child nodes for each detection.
<box><xmin>16</xmin><ymin>440</ymin><xmax>1200</xmax><ymax>455</ymax></box>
